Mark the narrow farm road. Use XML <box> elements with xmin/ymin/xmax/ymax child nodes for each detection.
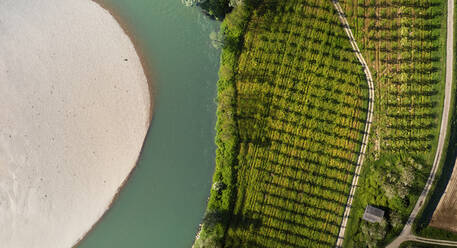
<box><xmin>387</xmin><ymin>234</ymin><xmax>457</xmax><ymax>247</ymax></box>
<box><xmin>387</xmin><ymin>0</ymin><xmax>455</xmax><ymax>247</ymax></box>
<box><xmin>331</xmin><ymin>1</ymin><xmax>375</xmax><ymax>247</ymax></box>
<box><xmin>412</xmin><ymin>236</ymin><xmax>457</xmax><ymax>247</ymax></box>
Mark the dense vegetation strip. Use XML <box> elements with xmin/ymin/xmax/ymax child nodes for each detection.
<box><xmin>338</xmin><ymin>0</ymin><xmax>447</xmax><ymax>246</ymax></box>
<box><xmin>193</xmin><ymin>4</ymin><xmax>250</xmax><ymax>248</ymax></box>
<box><xmin>195</xmin><ymin>0</ymin><xmax>369</xmax><ymax>247</ymax></box>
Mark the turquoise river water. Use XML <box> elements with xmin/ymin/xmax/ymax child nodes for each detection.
<box><xmin>78</xmin><ymin>1</ymin><xmax>220</xmax><ymax>247</ymax></box>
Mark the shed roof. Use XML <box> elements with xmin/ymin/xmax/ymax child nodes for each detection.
<box><xmin>363</xmin><ymin>205</ymin><xmax>385</xmax><ymax>223</ymax></box>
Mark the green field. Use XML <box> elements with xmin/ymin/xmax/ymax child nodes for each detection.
<box><xmin>194</xmin><ymin>0</ymin><xmax>448</xmax><ymax>247</ymax></box>
<box><xmin>339</xmin><ymin>0</ymin><xmax>447</xmax><ymax>246</ymax></box>
<box><xmin>195</xmin><ymin>0</ymin><xmax>369</xmax><ymax>247</ymax></box>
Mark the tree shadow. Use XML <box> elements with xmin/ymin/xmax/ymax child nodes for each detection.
<box><xmin>203</xmin><ymin>209</ymin><xmax>262</xmax><ymax>231</ymax></box>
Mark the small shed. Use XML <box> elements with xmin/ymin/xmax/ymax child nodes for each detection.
<box><xmin>363</xmin><ymin>205</ymin><xmax>385</xmax><ymax>223</ymax></box>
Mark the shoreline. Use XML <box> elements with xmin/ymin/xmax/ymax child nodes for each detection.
<box><xmin>94</xmin><ymin>0</ymin><xmax>156</xmax><ymax>123</ymax></box>
<box><xmin>73</xmin><ymin>1</ymin><xmax>156</xmax><ymax>247</ymax></box>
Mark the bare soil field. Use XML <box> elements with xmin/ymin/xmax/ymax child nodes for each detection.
<box><xmin>430</xmin><ymin>159</ymin><xmax>457</xmax><ymax>233</ymax></box>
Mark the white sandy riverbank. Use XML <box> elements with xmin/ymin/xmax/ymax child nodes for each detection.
<box><xmin>0</xmin><ymin>0</ymin><xmax>151</xmax><ymax>247</ymax></box>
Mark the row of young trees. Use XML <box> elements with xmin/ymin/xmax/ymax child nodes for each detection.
<box><xmin>196</xmin><ymin>0</ymin><xmax>445</xmax><ymax>246</ymax></box>
<box><xmin>195</xmin><ymin>0</ymin><xmax>371</xmax><ymax>247</ymax></box>
<box><xmin>339</xmin><ymin>0</ymin><xmax>445</xmax><ymax>246</ymax></box>
<box><xmin>216</xmin><ymin>0</ymin><xmax>369</xmax><ymax>247</ymax></box>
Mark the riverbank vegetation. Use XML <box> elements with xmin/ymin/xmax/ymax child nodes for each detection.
<box><xmin>198</xmin><ymin>0</ymin><xmax>232</xmax><ymax>19</ymax></box>
<box><xmin>195</xmin><ymin>0</ymin><xmax>369</xmax><ymax>247</ymax></box>
<box><xmin>197</xmin><ymin>0</ymin><xmax>245</xmax><ymax>19</ymax></box>
<box><xmin>193</xmin><ymin>4</ymin><xmax>250</xmax><ymax>248</ymax></box>
<box><xmin>338</xmin><ymin>0</ymin><xmax>447</xmax><ymax>246</ymax></box>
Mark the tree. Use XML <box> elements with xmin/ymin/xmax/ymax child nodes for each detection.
<box><xmin>390</xmin><ymin>211</ymin><xmax>403</xmax><ymax>229</ymax></box>
<box><xmin>360</xmin><ymin>220</ymin><xmax>387</xmax><ymax>248</ymax></box>
<box><xmin>200</xmin><ymin>0</ymin><xmax>232</xmax><ymax>20</ymax></box>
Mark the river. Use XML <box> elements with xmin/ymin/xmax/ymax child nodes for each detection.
<box><xmin>78</xmin><ymin>1</ymin><xmax>220</xmax><ymax>247</ymax></box>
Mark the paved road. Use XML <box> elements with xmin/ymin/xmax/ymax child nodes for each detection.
<box><xmin>387</xmin><ymin>0</ymin><xmax>455</xmax><ymax>247</ymax></box>
<box><xmin>331</xmin><ymin>1</ymin><xmax>375</xmax><ymax>247</ymax></box>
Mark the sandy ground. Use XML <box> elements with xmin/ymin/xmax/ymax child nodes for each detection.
<box><xmin>0</xmin><ymin>0</ymin><xmax>151</xmax><ymax>247</ymax></box>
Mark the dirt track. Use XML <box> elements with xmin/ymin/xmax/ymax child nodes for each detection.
<box><xmin>331</xmin><ymin>1</ymin><xmax>375</xmax><ymax>247</ymax></box>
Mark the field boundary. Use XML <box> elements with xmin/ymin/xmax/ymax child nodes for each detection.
<box><xmin>332</xmin><ymin>1</ymin><xmax>375</xmax><ymax>247</ymax></box>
